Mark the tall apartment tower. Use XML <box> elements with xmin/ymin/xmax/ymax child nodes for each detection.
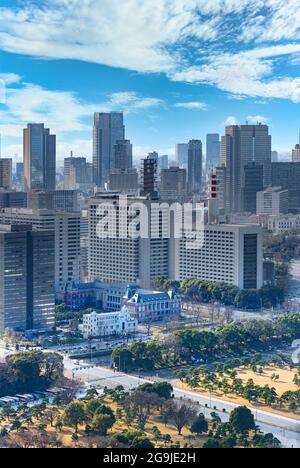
<box><xmin>140</xmin><ymin>155</ymin><xmax>158</xmax><ymax>198</ymax></box>
<box><xmin>175</xmin><ymin>144</ymin><xmax>188</xmax><ymax>167</ymax></box>
<box><xmin>206</xmin><ymin>134</ymin><xmax>220</xmax><ymax>171</ymax></box>
<box><xmin>221</xmin><ymin>124</ymin><xmax>271</xmax><ymax>213</ymax></box>
<box><xmin>23</xmin><ymin>123</ymin><xmax>56</xmax><ymax>191</ymax></box>
<box><xmin>93</xmin><ymin>112</ymin><xmax>125</xmax><ymax>187</ymax></box>
<box><xmin>0</xmin><ymin>224</ymin><xmax>55</xmax><ymax>332</ymax></box>
<box><xmin>113</xmin><ymin>139</ymin><xmax>133</xmax><ymax>171</ymax></box>
<box><xmin>0</xmin><ymin>158</ymin><xmax>12</xmax><ymax>190</ymax></box>
<box><xmin>188</xmin><ymin>140</ymin><xmax>202</xmax><ymax>193</ymax></box>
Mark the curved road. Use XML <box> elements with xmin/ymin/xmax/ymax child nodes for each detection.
<box><xmin>63</xmin><ymin>357</ymin><xmax>300</xmax><ymax>448</ymax></box>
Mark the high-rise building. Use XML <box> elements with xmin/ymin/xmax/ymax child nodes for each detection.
<box><xmin>108</xmin><ymin>169</ymin><xmax>139</xmax><ymax>195</ymax></box>
<box><xmin>158</xmin><ymin>155</ymin><xmax>169</xmax><ymax>173</ymax></box>
<box><xmin>23</xmin><ymin>123</ymin><xmax>56</xmax><ymax>191</ymax></box>
<box><xmin>173</xmin><ymin>223</ymin><xmax>263</xmax><ymax>290</ymax></box>
<box><xmin>93</xmin><ymin>112</ymin><xmax>125</xmax><ymax>187</ymax></box>
<box><xmin>292</xmin><ymin>144</ymin><xmax>300</xmax><ymax>162</ymax></box>
<box><xmin>64</xmin><ymin>156</ymin><xmax>93</xmax><ymax>191</ymax></box>
<box><xmin>0</xmin><ymin>224</ymin><xmax>55</xmax><ymax>332</ymax></box>
<box><xmin>88</xmin><ymin>194</ymin><xmax>170</xmax><ymax>288</ymax></box>
<box><xmin>256</xmin><ymin>187</ymin><xmax>289</xmax><ymax>215</ymax></box>
<box><xmin>159</xmin><ymin>167</ymin><xmax>187</xmax><ymax>200</ymax></box>
<box><xmin>0</xmin><ymin>159</ymin><xmax>12</xmax><ymax>190</ymax></box>
<box><xmin>206</xmin><ymin>134</ymin><xmax>220</xmax><ymax>170</ymax></box>
<box><xmin>140</xmin><ymin>155</ymin><xmax>158</xmax><ymax>198</ymax></box>
<box><xmin>221</xmin><ymin>124</ymin><xmax>271</xmax><ymax>212</ymax></box>
<box><xmin>27</xmin><ymin>189</ymin><xmax>79</xmax><ymax>212</ymax></box>
<box><xmin>0</xmin><ymin>209</ymin><xmax>81</xmax><ymax>290</ymax></box>
<box><xmin>271</xmin><ymin>151</ymin><xmax>278</xmax><ymax>162</ymax></box>
<box><xmin>188</xmin><ymin>140</ymin><xmax>202</xmax><ymax>193</ymax></box>
<box><xmin>242</xmin><ymin>163</ymin><xmax>264</xmax><ymax>213</ymax></box>
<box><xmin>16</xmin><ymin>162</ymin><xmax>24</xmax><ymax>184</ymax></box>
<box><xmin>0</xmin><ymin>191</ymin><xmax>27</xmax><ymax>209</ymax></box>
<box><xmin>113</xmin><ymin>140</ymin><xmax>132</xmax><ymax>171</ymax></box>
<box><xmin>88</xmin><ymin>194</ymin><xmax>263</xmax><ymax>291</ymax></box>
<box><xmin>175</xmin><ymin>144</ymin><xmax>188</xmax><ymax>167</ymax></box>
<box><xmin>272</xmin><ymin>162</ymin><xmax>300</xmax><ymax>213</ymax></box>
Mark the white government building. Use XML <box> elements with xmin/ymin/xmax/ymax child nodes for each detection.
<box><xmin>82</xmin><ymin>306</ymin><xmax>137</xmax><ymax>339</ymax></box>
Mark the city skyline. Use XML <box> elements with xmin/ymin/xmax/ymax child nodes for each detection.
<box><xmin>0</xmin><ymin>1</ymin><xmax>299</xmax><ymax>162</ymax></box>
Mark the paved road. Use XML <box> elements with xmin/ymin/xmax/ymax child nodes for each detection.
<box><xmin>64</xmin><ymin>358</ymin><xmax>300</xmax><ymax>448</ymax></box>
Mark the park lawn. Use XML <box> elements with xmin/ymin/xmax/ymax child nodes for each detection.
<box><xmin>176</xmin><ymin>365</ymin><xmax>300</xmax><ymax>420</ymax></box>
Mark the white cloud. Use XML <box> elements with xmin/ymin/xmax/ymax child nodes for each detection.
<box><xmin>0</xmin><ymin>1</ymin><xmax>299</xmax><ymax>102</ymax></box>
<box><xmin>172</xmin><ymin>45</ymin><xmax>300</xmax><ymax>102</ymax></box>
<box><xmin>174</xmin><ymin>101</ymin><xmax>207</xmax><ymax>110</ymax></box>
<box><xmin>223</xmin><ymin>116</ymin><xmax>237</xmax><ymax>126</ymax></box>
<box><xmin>0</xmin><ymin>81</ymin><xmax>164</xmax><ymax>139</ymax></box>
<box><xmin>247</xmin><ymin>115</ymin><xmax>269</xmax><ymax>124</ymax></box>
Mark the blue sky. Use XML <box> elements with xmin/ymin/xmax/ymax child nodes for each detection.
<box><xmin>0</xmin><ymin>0</ymin><xmax>300</xmax><ymax>163</ymax></box>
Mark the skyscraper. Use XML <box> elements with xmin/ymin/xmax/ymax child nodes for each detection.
<box><xmin>175</xmin><ymin>143</ymin><xmax>188</xmax><ymax>167</ymax></box>
<box><xmin>221</xmin><ymin>124</ymin><xmax>271</xmax><ymax>212</ymax></box>
<box><xmin>23</xmin><ymin>123</ymin><xmax>56</xmax><ymax>191</ymax></box>
<box><xmin>159</xmin><ymin>167</ymin><xmax>187</xmax><ymax>200</ymax></box>
<box><xmin>64</xmin><ymin>156</ymin><xmax>93</xmax><ymax>191</ymax></box>
<box><xmin>113</xmin><ymin>139</ymin><xmax>133</xmax><ymax>171</ymax></box>
<box><xmin>140</xmin><ymin>155</ymin><xmax>158</xmax><ymax>198</ymax></box>
<box><xmin>0</xmin><ymin>158</ymin><xmax>12</xmax><ymax>190</ymax></box>
<box><xmin>93</xmin><ymin>112</ymin><xmax>125</xmax><ymax>186</ymax></box>
<box><xmin>206</xmin><ymin>134</ymin><xmax>220</xmax><ymax>170</ymax></box>
<box><xmin>188</xmin><ymin>140</ymin><xmax>202</xmax><ymax>193</ymax></box>
<box><xmin>0</xmin><ymin>209</ymin><xmax>81</xmax><ymax>290</ymax></box>
<box><xmin>242</xmin><ymin>163</ymin><xmax>264</xmax><ymax>213</ymax></box>
<box><xmin>0</xmin><ymin>224</ymin><xmax>55</xmax><ymax>332</ymax></box>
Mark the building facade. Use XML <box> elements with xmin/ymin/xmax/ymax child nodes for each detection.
<box><xmin>0</xmin><ymin>224</ymin><xmax>55</xmax><ymax>332</ymax></box>
<box><xmin>188</xmin><ymin>140</ymin><xmax>202</xmax><ymax>193</ymax></box>
<box><xmin>173</xmin><ymin>224</ymin><xmax>263</xmax><ymax>290</ymax></box>
<box><xmin>0</xmin><ymin>209</ymin><xmax>81</xmax><ymax>290</ymax></box>
<box><xmin>206</xmin><ymin>134</ymin><xmax>220</xmax><ymax>171</ymax></box>
<box><xmin>256</xmin><ymin>187</ymin><xmax>289</xmax><ymax>215</ymax></box>
<box><xmin>23</xmin><ymin>123</ymin><xmax>56</xmax><ymax>191</ymax></box>
<box><xmin>175</xmin><ymin>144</ymin><xmax>188</xmax><ymax>167</ymax></box>
<box><xmin>88</xmin><ymin>194</ymin><xmax>170</xmax><ymax>289</ymax></box>
<box><xmin>82</xmin><ymin>306</ymin><xmax>137</xmax><ymax>339</ymax></box>
<box><xmin>159</xmin><ymin>167</ymin><xmax>187</xmax><ymax>200</ymax></box>
<box><xmin>242</xmin><ymin>163</ymin><xmax>264</xmax><ymax>213</ymax></box>
<box><xmin>0</xmin><ymin>159</ymin><xmax>12</xmax><ymax>190</ymax></box>
<box><xmin>221</xmin><ymin>124</ymin><xmax>271</xmax><ymax>213</ymax></box>
<box><xmin>93</xmin><ymin>112</ymin><xmax>125</xmax><ymax>187</ymax></box>
<box><xmin>126</xmin><ymin>289</ymin><xmax>180</xmax><ymax>323</ymax></box>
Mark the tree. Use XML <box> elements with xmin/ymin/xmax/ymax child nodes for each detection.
<box><xmin>203</xmin><ymin>437</ymin><xmax>222</xmax><ymax>449</ymax></box>
<box><xmin>190</xmin><ymin>414</ymin><xmax>208</xmax><ymax>435</ymax></box>
<box><xmin>131</xmin><ymin>436</ymin><xmax>154</xmax><ymax>448</ymax></box>
<box><xmin>112</xmin><ymin>348</ymin><xmax>133</xmax><ymax>371</ymax></box>
<box><xmin>62</xmin><ymin>401</ymin><xmax>86</xmax><ymax>432</ymax></box>
<box><xmin>170</xmin><ymin>402</ymin><xmax>197</xmax><ymax>436</ymax></box>
<box><xmin>229</xmin><ymin>406</ymin><xmax>256</xmax><ymax>434</ymax></box>
<box><xmin>91</xmin><ymin>413</ymin><xmax>115</xmax><ymax>435</ymax></box>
